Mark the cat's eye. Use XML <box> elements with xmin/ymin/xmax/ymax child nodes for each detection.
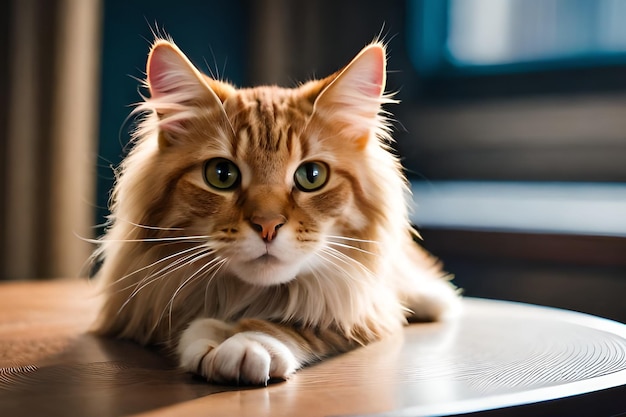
<box><xmin>203</xmin><ymin>158</ymin><xmax>240</xmax><ymax>190</ymax></box>
<box><xmin>294</xmin><ymin>161</ymin><xmax>329</xmax><ymax>192</ymax></box>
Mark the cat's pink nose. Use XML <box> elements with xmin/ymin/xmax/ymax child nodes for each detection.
<box><xmin>250</xmin><ymin>215</ymin><xmax>286</xmax><ymax>242</ymax></box>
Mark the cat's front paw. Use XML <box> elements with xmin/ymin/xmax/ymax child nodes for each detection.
<box><xmin>182</xmin><ymin>331</ymin><xmax>298</xmax><ymax>385</ymax></box>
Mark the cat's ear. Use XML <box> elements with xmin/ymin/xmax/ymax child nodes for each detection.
<box><xmin>145</xmin><ymin>40</ymin><xmax>232</xmax><ymax>145</ymax></box>
<box><xmin>312</xmin><ymin>43</ymin><xmax>390</xmax><ymax>149</ymax></box>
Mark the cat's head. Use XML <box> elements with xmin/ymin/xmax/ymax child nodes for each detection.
<box><xmin>112</xmin><ymin>39</ymin><xmax>408</xmax><ymax>287</ymax></box>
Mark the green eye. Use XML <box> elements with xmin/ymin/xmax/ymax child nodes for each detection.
<box><xmin>203</xmin><ymin>158</ymin><xmax>240</xmax><ymax>190</ymax></box>
<box><xmin>294</xmin><ymin>161</ymin><xmax>329</xmax><ymax>192</ymax></box>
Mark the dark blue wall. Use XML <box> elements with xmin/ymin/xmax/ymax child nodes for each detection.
<box><xmin>96</xmin><ymin>0</ymin><xmax>248</xmax><ymax>231</ymax></box>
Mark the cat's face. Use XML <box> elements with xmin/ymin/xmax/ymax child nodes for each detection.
<box><xmin>161</xmin><ymin>89</ymin><xmax>367</xmax><ymax>286</ymax></box>
<box><xmin>128</xmin><ymin>40</ymin><xmax>393</xmax><ymax>287</ymax></box>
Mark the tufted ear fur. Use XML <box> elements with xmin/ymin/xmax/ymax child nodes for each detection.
<box><xmin>312</xmin><ymin>43</ymin><xmax>392</xmax><ymax>149</ymax></box>
<box><xmin>144</xmin><ymin>40</ymin><xmax>234</xmax><ymax>147</ymax></box>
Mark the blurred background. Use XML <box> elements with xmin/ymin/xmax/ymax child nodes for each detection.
<box><xmin>1</xmin><ymin>0</ymin><xmax>625</xmax><ymax>321</ymax></box>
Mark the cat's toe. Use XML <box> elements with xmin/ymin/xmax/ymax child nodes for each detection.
<box><xmin>199</xmin><ymin>332</ymin><xmax>297</xmax><ymax>385</ymax></box>
<box><xmin>201</xmin><ymin>334</ymin><xmax>270</xmax><ymax>385</ymax></box>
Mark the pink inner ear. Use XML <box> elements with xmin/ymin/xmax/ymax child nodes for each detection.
<box><xmin>361</xmin><ymin>46</ymin><xmax>385</xmax><ymax>98</ymax></box>
<box><xmin>147</xmin><ymin>51</ymin><xmax>167</xmax><ymax>98</ymax></box>
<box><xmin>147</xmin><ymin>44</ymin><xmax>183</xmax><ymax>99</ymax></box>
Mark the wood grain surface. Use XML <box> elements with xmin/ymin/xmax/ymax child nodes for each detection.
<box><xmin>1</xmin><ymin>279</ymin><xmax>625</xmax><ymax>417</ymax></box>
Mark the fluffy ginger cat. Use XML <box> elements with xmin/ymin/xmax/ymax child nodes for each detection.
<box><xmin>93</xmin><ymin>38</ymin><xmax>460</xmax><ymax>385</ymax></box>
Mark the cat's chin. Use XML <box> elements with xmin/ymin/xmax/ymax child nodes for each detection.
<box><xmin>229</xmin><ymin>256</ymin><xmax>302</xmax><ymax>287</ymax></box>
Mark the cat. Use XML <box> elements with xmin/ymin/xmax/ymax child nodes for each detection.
<box><xmin>93</xmin><ymin>37</ymin><xmax>461</xmax><ymax>385</ymax></box>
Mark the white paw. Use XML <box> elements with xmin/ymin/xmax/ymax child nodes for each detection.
<box><xmin>180</xmin><ymin>330</ymin><xmax>298</xmax><ymax>385</ymax></box>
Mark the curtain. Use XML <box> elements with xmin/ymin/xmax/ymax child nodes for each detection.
<box><xmin>1</xmin><ymin>0</ymin><xmax>102</xmax><ymax>280</ymax></box>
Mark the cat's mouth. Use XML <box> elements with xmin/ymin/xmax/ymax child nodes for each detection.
<box><xmin>232</xmin><ymin>251</ymin><xmax>301</xmax><ymax>286</ymax></box>
<box><xmin>253</xmin><ymin>254</ymin><xmax>281</xmax><ymax>264</ymax></box>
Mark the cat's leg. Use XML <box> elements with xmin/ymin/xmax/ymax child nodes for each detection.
<box><xmin>395</xmin><ymin>244</ymin><xmax>462</xmax><ymax>322</ymax></box>
<box><xmin>177</xmin><ymin>318</ymin><xmax>337</xmax><ymax>385</ymax></box>
<box><xmin>402</xmin><ymin>276</ymin><xmax>462</xmax><ymax>322</ymax></box>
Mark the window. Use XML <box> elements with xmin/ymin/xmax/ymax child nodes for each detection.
<box><xmin>449</xmin><ymin>0</ymin><xmax>626</xmax><ymax>67</ymax></box>
<box><xmin>400</xmin><ymin>0</ymin><xmax>626</xmax><ymax>183</ymax></box>
<box><xmin>411</xmin><ymin>0</ymin><xmax>626</xmax><ymax>75</ymax></box>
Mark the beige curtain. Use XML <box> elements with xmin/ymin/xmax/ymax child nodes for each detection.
<box><xmin>1</xmin><ymin>0</ymin><xmax>102</xmax><ymax>280</ymax></box>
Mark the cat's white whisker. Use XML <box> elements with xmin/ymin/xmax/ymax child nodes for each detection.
<box><xmin>108</xmin><ymin>244</ymin><xmax>205</xmax><ymax>289</ymax></box>
<box><xmin>112</xmin><ymin>216</ymin><xmax>186</xmax><ymax>231</ymax></box>
<box><xmin>325</xmin><ymin>240</ymin><xmax>379</xmax><ymax>256</ymax></box>
<box><xmin>315</xmin><ymin>249</ymin><xmax>368</xmax><ymax>284</ymax></box>
<box><xmin>115</xmin><ymin>245</ymin><xmax>209</xmax><ymax>293</ymax></box>
<box><xmin>108</xmin><ymin>235</ymin><xmax>212</xmax><ymax>243</ymax></box>
<box><xmin>82</xmin><ymin>235</ymin><xmax>212</xmax><ymax>245</ymax></box>
<box><xmin>163</xmin><ymin>256</ymin><xmax>227</xmax><ymax>332</ymax></box>
<box><xmin>117</xmin><ymin>246</ymin><xmax>213</xmax><ymax>314</ymax></box>
<box><xmin>166</xmin><ymin>255</ymin><xmax>224</xmax><ymax>312</ymax></box>
<box><xmin>306</xmin><ymin>266</ymin><xmax>325</xmax><ymax>291</ymax></box>
<box><xmin>129</xmin><ymin>247</ymin><xmax>212</xmax><ymax>293</ymax></box>
<box><xmin>203</xmin><ymin>258</ymin><xmax>229</xmax><ymax>310</ymax></box>
<box><xmin>320</xmin><ymin>246</ymin><xmax>376</xmax><ymax>279</ymax></box>
<box><xmin>325</xmin><ymin>235</ymin><xmax>380</xmax><ymax>245</ymax></box>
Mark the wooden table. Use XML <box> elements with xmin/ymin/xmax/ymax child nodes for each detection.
<box><xmin>1</xmin><ymin>279</ymin><xmax>625</xmax><ymax>416</ymax></box>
